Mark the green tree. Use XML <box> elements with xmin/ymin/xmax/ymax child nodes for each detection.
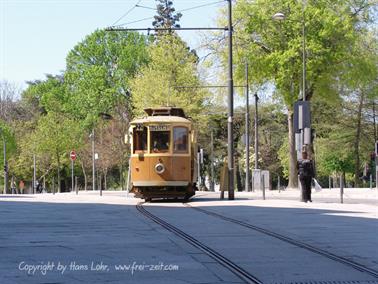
<box><xmin>216</xmin><ymin>0</ymin><xmax>374</xmax><ymax>188</ymax></box>
<box><xmin>131</xmin><ymin>34</ymin><xmax>209</xmax><ymax>124</ymax></box>
<box><xmin>31</xmin><ymin>112</ymin><xmax>83</xmax><ymax>192</ymax></box>
<box><xmin>65</xmin><ymin>29</ymin><xmax>149</xmax><ymax>127</ymax></box>
<box><xmin>152</xmin><ymin>0</ymin><xmax>182</xmax><ymax>31</ymax></box>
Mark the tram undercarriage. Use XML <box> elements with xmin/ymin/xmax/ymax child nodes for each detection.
<box><xmin>132</xmin><ymin>185</ymin><xmax>196</xmax><ymax>201</ymax></box>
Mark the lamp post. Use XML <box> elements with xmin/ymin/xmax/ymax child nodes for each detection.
<box><xmin>0</xmin><ymin>129</ymin><xmax>7</xmax><ymax>194</ymax></box>
<box><xmin>273</xmin><ymin>1</ymin><xmax>306</xmax><ymax>101</ymax></box>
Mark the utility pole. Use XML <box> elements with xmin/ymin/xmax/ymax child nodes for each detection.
<box><xmin>254</xmin><ymin>93</ymin><xmax>259</xmax><ymax>169</ymax></box>
<box><xmin>245</xmin><ymin>62</ymin><xmax>250</xmax><ymax>192</ymax></box>
<box><xmin>227</xmin><ymin>0</ymin><xmax>234</xmax><ymax>200</ymax></box>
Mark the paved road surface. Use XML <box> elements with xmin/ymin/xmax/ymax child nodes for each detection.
<box><xmin>0</xmin><ymin>190</ymin><xmax>377</xmax><ymax>283</ymax></box>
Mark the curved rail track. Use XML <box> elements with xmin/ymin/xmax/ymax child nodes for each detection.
<box><xmin>136</xmin><ymin>202</ymin><xmax>263</xmax><ymax>284</ymax></box>
<box><xmin>185</xmin><ymin>202</ymin><xmax>378</xmax><ymax>279</ymax></box>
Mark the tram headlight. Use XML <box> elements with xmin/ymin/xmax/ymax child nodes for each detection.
<box><xmin>155</xmin><ymin>163</ymin><xmax>165</xmax><ymax>174</ymax></box>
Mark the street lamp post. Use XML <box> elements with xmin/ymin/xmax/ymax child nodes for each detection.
<box><xmin>273</xmin><ymin>4</ymin><xmax>306</xmax><ymax>101</ymax></box>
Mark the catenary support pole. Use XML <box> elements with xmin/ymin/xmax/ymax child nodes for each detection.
<box><xmin>245</xmin><ymin>62</ymin><xmax>250</xmax><ymax>192</ymax></box>
<box><xmin>227</xmin><ymin>0</ymin><xmax>234</xmax><ymax>200</ymax></box>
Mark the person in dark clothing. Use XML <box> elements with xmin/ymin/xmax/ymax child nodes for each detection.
<box><xmin>297</xmin><ymin>151</ymin><xmax>315</xmax><ymax>202</ymax></box>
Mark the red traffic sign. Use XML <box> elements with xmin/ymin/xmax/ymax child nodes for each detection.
<box><xmin>70</xmin><ymin>150</ymin><xmax>77</xmax><ymax>161</ymax></box>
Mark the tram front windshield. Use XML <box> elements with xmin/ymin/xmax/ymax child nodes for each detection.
<box><xmin>151</xmin><ymin>131</ymin><xmax>170</xmax><ymax>153</ymax></box>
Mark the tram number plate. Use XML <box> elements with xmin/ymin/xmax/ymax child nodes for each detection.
<box><xmin>150</xmin><ymin>125</ymin><xmax>169</xmax><ymax>131</ymax></box>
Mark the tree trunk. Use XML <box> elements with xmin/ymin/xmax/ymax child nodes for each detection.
<box><xmin>80</xmin><ymin>160</ymin><xmax>87</xmax><ymax>191</ymax></box>
<box><xmin>354</xmin><ymin>92</ymin><xmax>364</xmax><ymax>186</ymax></box>
<box><xmin>288</xmin><ymin>111</ymin><xmax>298</xmax><ymax>189</ymax></box>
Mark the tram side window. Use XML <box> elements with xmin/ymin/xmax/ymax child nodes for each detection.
<box><xmin>151</xmin><ymin>131</ymin><xmax>170</xmax><ymax>153</ymax></box>
<box><xmin>173</xmin><ymin>127</ymin><xmax>188</xmax><ymax>153</ymax></box>
<box><xmin>133</xmin><ymin>126</ymin><xmax>147</xmax><ymax>153</ymax></box>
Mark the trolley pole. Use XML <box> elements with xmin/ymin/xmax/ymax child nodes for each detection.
<box><xmin>227</xmin><ymin>0</ymin><xmax>235</xmax><ymax>200</ymax></box>
<box><xmin>245</xmin><ymin>62</ymin><xmax>250</xmax><ymax>192</ymax></box>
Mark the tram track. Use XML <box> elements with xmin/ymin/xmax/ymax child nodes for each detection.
<box><xmin>136</xmin><ymin>202</ymin><xmax>263</xmax><ymax>284</ymax></box>
<box><xmin>184</xmin><ymin>202</ymin><xmax>378</xmax><ymax>279</ymax></box>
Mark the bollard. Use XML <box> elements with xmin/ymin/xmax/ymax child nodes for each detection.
<box><xmin>251</xmin><ymin>176</ymin><xmax>254</xmax><ymax>192</ymax></box>
<box><xmin>75</xmin><ymin>176</ymin><xmax>78</xmax><ymax>195</ymax></box>
<box><xmin>278</xmin><ymin>175</ymin><xmax>281</xmax><ymax>192</ymax></box>
<box><xmin>340</xmin><ymin>175</ymin><xmax>344</xmax><ymax>204</ymax></box>
<box><xmin>370</xmin><ymin>175</ymin><xmax>372</xmax><ymax>190</ymax></box>
<box><xmin>262</xmin><ymin>174</ymin><xmax>266</xmax><ymax>200</ymax></box>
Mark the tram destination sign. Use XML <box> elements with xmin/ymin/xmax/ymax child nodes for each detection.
<box><xmin>150</xmin><ymin>125</ymin><xmax>170</xmax><ymax>131</ymax></box>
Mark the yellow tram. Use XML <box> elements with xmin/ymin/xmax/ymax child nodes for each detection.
<box><xmin>128</xmin><ymin>107</ymin><xmax>198</xmax><ymax>201</ymax></box>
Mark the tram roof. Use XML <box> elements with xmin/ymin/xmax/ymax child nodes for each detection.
<box><xmin>130</xmin><ymin>116</ymin><xmax>192</xmax><ymax>125</ymax></box>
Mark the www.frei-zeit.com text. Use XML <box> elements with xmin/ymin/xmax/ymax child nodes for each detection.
<box><xmin>18</xmin><ymin>261</ymin><xmax>179</xmax><ymax>275</ymax></box>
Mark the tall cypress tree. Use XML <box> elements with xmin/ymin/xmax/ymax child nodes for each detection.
<box><xmin>152</xmin><ymin>0</ymin><xmax>182</xmax><ymax>31</ymax></box>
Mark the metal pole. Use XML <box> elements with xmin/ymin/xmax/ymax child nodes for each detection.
<box><xmin>197</xmin><ymin>152</ymin><xmax>201</xmax><ymax>190</ymax></box>
<box><xmin>75</xmin><ymin>176</ymin><xmax>78</xmax><ymax>195</ymax></box>
<box><xmin>210</xmin><ymin>131</ymin><xmax>215</xmax><ymax>192</ymax></box>
<box><xmin>33</xmin><ymin>154</ymin><xmax>36</xmax><ymax>194</ymax></box>
<box><xmin>254</xmin><ymin>93</ymin><xmax>259</xmax><ymax>169</ymax></box>
<box><xmin>245</xmin><ymin>62</ymin><xmax>250</xmax><ymax>192</ymax></box>
<box><xmin>329</xmin><ymin>176</ymin><xmax>331</xmax><ymax>190</ymax></box>
<box><xmin>227</xmin><ymin>0</ymin><xmax>234</xmax><ymax>200</ymax></box>
<box><xmin>370</xmin><ymin>174</ymin><xmax>373</xmax><ymax>190</ymax></box>
<box><xmin>2</xmin><ymin>133</ymin><xmax>7</xmax><ymax>194</ymax></box>
<box><xmin>91</xmin><ymin>128</ymin><xmax>95</xmax><ymax>191</ymax></box>
<box><xmin>340</xmin><ymin>174</ymin><xmax>344</xmax><ymax>204</ymax></box>
<box><xmin>278</xmin><ymin>175</ymin><xmax>281</xmax><ymax>192</ymax></box>
<box><xmin>71</xmin><ymin>159</ymin><xmax>74</xmax><ymax>192</ymax></box>
<box><xmin>302</xmin><ymin>1</ymin><xmax>306</xmax><ymax>102</ymax></box>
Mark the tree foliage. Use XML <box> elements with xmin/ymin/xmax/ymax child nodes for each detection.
<box><xmin>152</xmin><ymin>0</ymin><xmax>182</xmax><ymax>31</ymax></box>
<box><xmin>131</xmin><ymin>34</ymin><xmax>209</xmax><ymax>124</ymax></box>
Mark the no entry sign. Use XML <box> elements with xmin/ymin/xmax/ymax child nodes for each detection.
<box><xmin>70</xmin><ymin>150</ymin><xmax>77</xmax><ymax>161</ymax></box>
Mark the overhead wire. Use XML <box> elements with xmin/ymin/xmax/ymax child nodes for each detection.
<box><xmin>111</xmin><ymin>0</ymin><xmax>142</xmax><ymax>26</ymax></box>
<box><xmin>114</xmin><ymin>0</ymin><xmax>225</xmax><ymax>27</ymax></box>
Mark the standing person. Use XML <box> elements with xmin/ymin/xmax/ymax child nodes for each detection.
<box><xmin>19</xmin><ymin>180</ymin><xmax>25</xmax><ymax>194</ymax></box>
<box><xmin>297</xmin><ymin>151</ymin><xmax>315</xmax><ymax>202</ymax></box>
<box><xmin>11</xmin><ymin>178</ymin><xmax>17</xmax><ymax>194</ymax></box>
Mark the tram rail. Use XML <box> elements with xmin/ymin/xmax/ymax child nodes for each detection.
<box><xmin>136</xmin><ymin>202</ymin><xmax>263</xmax><ymax>284</ymax></box>
<box><xmin>185</xmin><ymin>202</ymin><xmax>378</xmax><ymax>279</ymax></box>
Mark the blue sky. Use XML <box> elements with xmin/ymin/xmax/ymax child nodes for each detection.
<box><xmin>1</xmin><ymin>0</ymin><xmax>225</xmax><ymax>89</ymax></box>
